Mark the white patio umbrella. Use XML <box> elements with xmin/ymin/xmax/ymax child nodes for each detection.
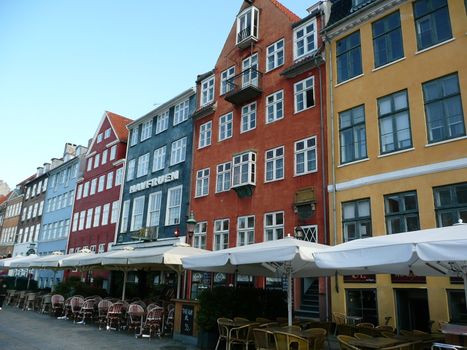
<box><xmin>0</xmin><ymin>254</ymin><xmax>38</xmax><ymax>268</ymax></box>
<box><xmin>182</xmin><ymin>236</ymin><xmax>332</xmax><ymax>326</ymax></box>
<box><xmin>313</xmin><ymin>223</ymin><xmax>467</xmax><ymax>302</ymax></box>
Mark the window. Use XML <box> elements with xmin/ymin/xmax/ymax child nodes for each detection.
<box><xmin>194</xmin><ymin>222</ymin><xmax>207</xmax><ymax>249</ymax></box>
<box><xmin>127</xmin><ymin>159</ymin><xmax>136</xmax><ymax>181</ymax></box>
<box><xmin>111</xmin><ymin>201</ymin><xmax>119</xmax><ymax>224</ymax></box>
<box><xmin>265</xmin><ymin>146</ymin><xmax>284</xmax><ymax>182</ymax></box>
<box><xmin>106</xmin><ymin>171</ymin><xmax>113</xmax><ymax>190</ymax></box>
<box><xmin>136</xmin><ymin>153</ymin><xmax>150</xmax><ymax>178</ymax></box>
<box><xmin>104</xmin><ymin>128</ymin><xmax>111</xmax><ymax>139</ymax></box>
<box><xmin>295</xmin><ymin>136</ymin><xmax>317</xmax><ymax>175</ymax></box>
<box><xmin>90</xmin><ymin>178</ymin><xmax>97</xmax><ymax>195</ymax></box>
<box><xmin>115</xmin><ymin>168</ymin><xmax>123</xmax><ymax>185</ymax></box>
<box><xmin>236</xmin><ymin>6</ymin><xmax>259</xmax><ymax>45</ymax></box>
<box><xmin>214</xmin><ymin>219</ymin><xmax>229</xmax><ymax>250</ymax></box>
<box><xmin>199</xmin><ymin>121</ymin><xmax>212</xmax><ymax>148</ymax></box>
<box><xmin>166</xmin><ymin>186</ymin><xmax>182</xmax><ymax>225</ymax></box>
<box><xmin>152</xmin><ymin>146</ymin><xmax>166</xmax><ymax>172</ymax></box>
<box><xmin>97</xmin><ymin>133</ymin><xmax>103</xmax><ymax>143</ymax></box>
<box><xmin>201</xmin><ymin>76</ymin><xmax>215</xmax><ymax>107</ymax></box>
<box><xmin>342</xmin><ymin>199</ymin><xmax>372</xmax><ymax>241</ymax></box>
<box><xmin>216</xmin><ymin>162</ymin><xmax>231</xmax><ymax>193</ymax></box>
<box><xmin>98</xmin><ymin>175</ymin><xmax>105</xmax><ymax>192</ymax></box>
<box><xmin>83</xmin><ymin>182</ymin><xmax>89</xmax><ymax>197</ymax></box>
<box><xmin>433</xmin><ymin>182</ymin><xmax>467</xmax><ymax>227</ymax></box>
<box><xmin>414</xmin><ymin>0</ymin><xmax>452</xmax><ymax>51</ymax></box>
<box><xmin>267</xmin><ymin>39</ymin><xmax>284</xmax><ymax>71</ymax></box>
<box><xmin>94</xmin><ymin>153</ymin><xmax>100</xmax><ymax>169</ymax></box>
<box><xmin>120</xmin><ymin>200</ymin><xmax>130</xmax><ymax>233</ymax></box>
<box><xmin>264</xmin><ymin>211</ymin><xmax>284</xmax><ymax>241</ymax></box>
<box><xmin>170</xmin><ymin>137</ymin><xmax>187</xmax><ymax>165</ymax></box>
<box><xmin>372</xmin><ymin>11</ymin><xmax>404</xmax><ymax>68</ymax></box>
<box><xmin>110</xmin><ymin>145</ymin><xmax>117</xmax><ymax>160</ymax></box>
<box><xmin>339</xmin><ymin>105</ymin><xmax>367</xmax><ymax>164</ymax></box>
<box><xmin>378</xmin><ymin>90</ymin><xmax>412</xmax><ymax>154</ymax></box>
<box><xmin>156</xmin><ymin>110</ymin><xmax>169</xmax><ymax>134</ymax></box>
<box><xmin>346</xmin><ymin>289</ymin><xmax>378</xmax><ymax>325</ymax></box>
<box><xmin>174</xmin><ymin>99</ymin><xmax>190</xmax><ymax>125</ymax></box>
<box><xmin>448</xmin><ymin>290</ymin><xmax>467</xmax><ymax>324</ymax></box>
<box><xmin>98</xmin><ymin>243</ymin><xmax>105</xmax><ymax>253</ymax></box>
<box><xmin>85</xmin><ymin>208</ymin><xmax>93</xmax><ymax>229</ymax></box>
<box><xmin>131</xmin><ymin>196</ymin><xmax>145</xmax><ymax>231</ymax></box>
<box><xmin>266</xmin><ymin>90</ymin><xmax>284</xmax><ymax>124</ymax></box>
<box><xmin>237</xmin><ymin>216</ymin><xmax>255</xmax><ymax>246</ymax></box>
<box><xmin>140</xmin><ymin>120</ymin><xmax>152</xmax><ymax>141</ymax></box>
<box><xmin>337</xmin><ymin>31</ymin><xmax>363</xmax><ymax>83</ymax></box>
<box><xmin>102</xmin><ymin>149</ymin><xmax>108</xmax><ymax>165</ymax></box>
<box><xmin>68</xmin><ymin>190</ymin><xmax>74</xmax><ymax>206</ymax></box>
<box><xmin>294</xmin><ymin>77</ymin><xmax>314</xmax><ymax>113</ymax></box>
<box><xmin>242</xmin><ymin>54</ymin><xmax>258</xmax><ymax>88</ymax></box>
<box><xmin>38</xmin><ymin>201</ymin><xmax>44</xmax><ymax>216</ymax></box>
<box><xmin>87</xmin><ymin>158</ymin><xmax>93</xmax><ymax>171</ymax></box>
<box><xmin>423</xmin><ymin>73</ymin><xmax>465</xmax><ymax>143</ymax></box>
<box><xmin>220</xmin><ymin>66</ymin><xmax>235</xmax><ymax>95</ymax></box>
<box><xmin>219</xmin><ymin>113</ymin><xmax>233</xmax><ymax>141</ymax></box>
<box><xmin>384</xmin><ymin>191</ymin><xmax>420</xmax><ymax>234</ymax></box>
<box><xmin>130</xmin><ymin>127</ymin><xmax>139</xmax><ymax>146</ymax></box>
<box><xmin>93</xmin><ymin>206</ymin><xmax>101</xmax><ymax>227</ymax></box>
<box><xmin>293</xmin><ymin>19</ymin><xmax>317</xmax><ymax>60</ymax></box>
<box><xmin>147</xmin><ymin>191</ymin><xmax>162</xmax><ymax>227</ymax></box>
<box><xmin>232</xmin><ymin>151</ymin><xmax>256</xmax><ymax>187</ymax></box>
<box><xmin>33</xmin><ymin>203</ymin><xmax>38</xmax><ymax>217</ymax></box>
<box><xmin>72</xmin><ymin>213</ymin><xmax>79</xmax><ymax>232</ymax></box>
<box><xmin>196</xmin><ymin>168</ymin><xmax>210</xmax><ymax>197</ymax></box>
<box><xmin>241</xmin><ymin>102</ymin><xmax>256</xmax><ymax>133</ymax></box>
<box><xmin>102</xmin><ymin>203</ymin><xmax>110</xmax><ymax>226</ymax></box>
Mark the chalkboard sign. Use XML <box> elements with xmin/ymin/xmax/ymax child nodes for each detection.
<box><xmin>181</xmin><ymin>304</ymin><xmax>194</xmax><ymax>336</ymax></box>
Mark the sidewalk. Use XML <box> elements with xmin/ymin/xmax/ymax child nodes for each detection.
<box><xmin>0</xmin><ymin>306</ymin><xmax>200</xmax><ymax>350</ymax></box>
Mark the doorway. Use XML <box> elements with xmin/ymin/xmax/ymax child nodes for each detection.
<box><xmin>395</xmin><ymin>289</ymin><xmax>430</xmax><ymax>332</ymax></box>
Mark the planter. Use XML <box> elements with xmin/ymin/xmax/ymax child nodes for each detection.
<box><xmin>197</xmin><ymin>329</ymin><xmax>218</xmax><ymax>350</ymax></box>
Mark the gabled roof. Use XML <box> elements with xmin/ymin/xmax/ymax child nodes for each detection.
<box><xmin>0</xmin><ymin>194</ymin><xmax>9</xmax><ymax>206</ymax></box>
<box><xmin>270</xmin><ymin>0</ymin><xmax>300</xmax><ymax>22</ymax></box>
<box><xmin>106</xmin><ymin>111</ymin><xmax>133</xmax><ymax>143</ymax></box>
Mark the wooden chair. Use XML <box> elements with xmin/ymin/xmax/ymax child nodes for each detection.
<box><xmin>253</xmin><ymin>328</ymin><xmax>276</xmax><ymax>350</ymax></box>
<box><xmin>50</xmin><ymin>294</ymin><xmax>64</xmax><ymax>316</ymax></box>
<box><xmin>97</xmin><ymin>299</ymin><xmax>112</xmax><ymax>330</ymax></box>
<box><xmin>303</xmin><ymin>328</ymin><xmax>327</xmax><ymax>350</ymax></box>
<box><xmin>215</xmin><ymin>318</ymin><xmax>233</xmax><ymax>350</ymax></box>
<box><xmin>382</xmin><ymin>331</ymin><xmax>397</xmax><ymax>338</ymax></box>
<box><xmin>274</xmin><ymin>330</ymin><xmax>309</xmax><ymax>350</ymax></box>
<box><xmin>354</xmin><ymin>332</ymin><xmax>373</xmax><ymax>340</ymax></box>
<box><xmin>337</xmin><ymin>335</ymin><xmax>359</xmax><ymax>350</ymax></box>
<box><xmin>357</xmin><ymin>322</ymin><xmax>375</xmax><ymax>328</ymax></box>
<box><xmin>229</xmin><ymin>322</ymin><xmax>258</xmax><ymax>350</ymax></box>
<box><xmin>400</xmin><ymin>330</ymin><xmax>413</xmax><ymax>336</ymax></box>
<box><xmin>282</xmin><ymin>325</ymin><xmax>302</xmax><ymax>332</ymax></box>
<box><xmin>126</xmin><ymin>303</ymin><xmax>145</xmax><ymax>334</ymax></box>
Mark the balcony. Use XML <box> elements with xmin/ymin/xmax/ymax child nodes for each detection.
<box><xmin>237</xmin><ymin>26</ymin><xmax>258</xmax><ymax>49</ymax></box>
<box><xmin>224</xmin><ymin>68</ymin><xmax>263</xmax><ymax>106</ymax></box>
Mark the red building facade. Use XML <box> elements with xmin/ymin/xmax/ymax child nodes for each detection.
<box><xmin>67</xmin><ymin>111</ymin><xmax>132</xmax><ymax>284</ymax></box>
<box><xmin>189</xmin><ymin>0</ymin><xmax>328</xmax><ymax>318</ymax></box>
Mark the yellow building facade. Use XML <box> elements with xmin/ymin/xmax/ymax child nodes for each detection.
<box><xmin>323</xmin><ymin>0</ymin><xmax>467</xmax><ymax>330</ymax></box>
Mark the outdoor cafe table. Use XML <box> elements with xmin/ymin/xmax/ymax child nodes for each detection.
<box><xmin>348</xmin><ymin>337</ymin><xmax>404</xmax><ymax>349</ymax></box>
<box><xmin>267</xmin><ymin>326</ymin><xmax>323</xmax><ymax>344</ymax></box>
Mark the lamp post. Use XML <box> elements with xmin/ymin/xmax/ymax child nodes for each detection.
<box><xmin>186</xmin><ymin>211</ymin><xmax>197</xmax><ymax>246</ymax></box>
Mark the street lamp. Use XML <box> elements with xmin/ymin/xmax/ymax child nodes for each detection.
<box><xmin>186</xmin><ymin>211</ymin><xmax>197</xmax><ymax>246</ymax></box>
<box><xmin>294</xmin><ymin>226</ymin><xmax>304</xmax><ymax>240</ymax></box>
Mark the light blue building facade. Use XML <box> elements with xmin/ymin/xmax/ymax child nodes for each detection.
<box><xmin>36</xmin><ymin>144</ymin><xmax>87</xmax><ymax>288</ymax></box>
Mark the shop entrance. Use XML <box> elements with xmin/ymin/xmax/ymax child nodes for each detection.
<box><xmin>395</xmin><ymin>289</ymin><xmax>430</xmax><ymax>332</ymax></box>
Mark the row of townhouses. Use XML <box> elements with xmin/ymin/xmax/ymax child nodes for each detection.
<box><xmin>0</xmin><ymin>0</ymin><xmax>465</xmax><ymax>329</ymax></box>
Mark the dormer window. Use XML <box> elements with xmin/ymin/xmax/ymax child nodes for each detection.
<box><xmin>236</xmin><ymin>6</ymin><xmax>259</xmax><ymax>48</ymax></box>
<box><xmin>293</xmin><ymin>18</ymin><xmax>317</xmax><ymax>60</ymax></box>
<box><xmin>200</xmin><ymin>76</ymin><xmax>215</xmax><ymax>107</ymax></box>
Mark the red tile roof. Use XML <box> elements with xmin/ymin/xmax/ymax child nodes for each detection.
<box><xmin>106</xmin><ymin>111</ymin><xmax>133</xmax><ymax>143</ymax></box>
<box><xmin>270</xmin><ymin>0</ymin><xmax>300</xmax><ymax>22</ymax></box>
<box><xmin>0</xmin><ymin>194</ymin><xmax>8</xmax><ymax>206</ymax></box>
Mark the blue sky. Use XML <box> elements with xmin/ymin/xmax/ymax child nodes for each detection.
<box><xmin>0</xmin><ymin>0</ymin><xmax>315</xmax><ymax>189</ymax></box>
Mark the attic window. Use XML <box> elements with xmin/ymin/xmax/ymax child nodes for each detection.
<box><xmin>351</xmin><ymin>0</ymin><xmax>373</xmax><ymax>12</ymax></box>
<box><xmin>236</xmin><ymin>6</ymin><xmax>259</xmax><ymax>48</ymax></box>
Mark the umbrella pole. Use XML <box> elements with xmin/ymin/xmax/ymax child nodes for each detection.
<box><xmin>176</xmin><ymin>272</ymin><xmax>181</xmax><ymax>299</ymax></box>
<box><xmin>287</xmin><ymin>267</ymin><xmax>292</xmax><ymax>327</ymax></box>
<box><xmin>122</xmin><ymin>270</ymin><xmax>128</xmax><ymax>301</ymax></box>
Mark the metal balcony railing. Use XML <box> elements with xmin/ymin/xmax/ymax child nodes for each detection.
<box><xmin>224</xmin><ymin>68</ymin><xmax>262</xmax><ymax>105</ymax></box>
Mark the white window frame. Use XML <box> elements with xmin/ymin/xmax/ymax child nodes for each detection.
<box><xmin>120</xmin><ymin>200</ymin><xmax>130</xmax><ymax>233</ymax></box>
<box><xmin>266</xmin><ymin>39</ymin><xmax>284</xmax><ymax>72</ymax></box>
<box><xmin>170</xmin><ymin>137</ymin><xmax>187</xmax><ymax>165</ymax></box>
<box><xmin>127</xmin><ymin>159</ymin><xmax>136</xmax><ymax>181</ymax></box>
<box><xmin>294</xmin><ymin>77</ymin><xmax>315</xmax><ymax>113</ymax></box>
<box><xmin>236</xmin><ymin>6</ymin><xmax>259</xmax><ymax>45</ymax></box>
<box><xmin>98</xmin><ymin>175</ymin><xmax>105</xmax><ymax>192</ymax></box>
<box><xmin>152</xmin><ymin>146</ymin><xmax>166</xmax><ymax>172</ymax></box>
<box><xmin>216</xmin><ymin>162</ymin><xmax>231</xmax><ymax>193</ymax></box>
<box><xmin>83</xmin><ymin>182</ymin><xmax>89</xmax><ymax>198</ymax></box>
<box><xmin>93</xmin><ymin>206</ymin><xmax>101</xmax><ymax>227</ymax></box>
<box><xmin>264</xmin><ymin>211</ymin><xmax>284</xmax><ymax>241</ymax></box>
<box><xmin>214</xmin><ymin>219</ymin><xmax>229</xmax><ymax>250</ymax></box>
<box><xmin>102</xmin><ymin>203</ymin><xmax>110</xmax><ymax>226</ymax></box>
<box><xmin>102</xmin><ymin>149</ymin><xmax>108</xmax><ymax>165</ymax></box>
<box><xmin>174</xmin><ymin>99</ymin><xmax>190</xmax><ymax>125</ymax></box>
<box><xmin>241</xmin><ymin>102</ymin><xmax>256</xmax><ymax>133</ymax></box>
<box><xmin>87</xmin><ymin>158</ymin><xmax>93</xmax><ymax>171</ymax></box>
<box><xmin>219</xmin><ymin>112</ymin><xmax>233</xmax><ymax>141</ymax></box>
<box><xmin>237</xmin><ymin>215</ymin><xmax>255</xmax><ymax>246</ymax></box>
<box><xmin>97</xmin><ymin>133</ymin><xmax>103</xmax><ymax>143</ymax></box>
<box><xmin>266</xmin><ymin>90</ymin><xmax>284</xmax><ymax>124</ymax></box>
<box><xmin>194</xmin><ymin>222</ymin><xmax>207</xmax><ymax>249</ymax></box>
<box><xmin>104</xmin><ymin>128</ymin><xmax>111</xmax><ymax>139</ymax></box>
<box><xmin>110</xmin><ymin>145</ymin><xmax>117</xmax><ymax>160</ymax></box>
<box><xmin>140</xmin><ymin>120</ymin><xmax>153</xmax><ymax>141</ymax></box>
<box><xmin>111</xmin><ymin>201</ymin><xmax>119</xmax><ymax>224</ymax></box>
<box><xmin>265</xmin><ymin>146</ymin><xmax>285</xmax><ymax>182</ymax></box>
<box><xmin>293</xmin><ymin>18</ymin><xmax>317</xmax><ymax>60</ymax></box>
<box><xmin>106</xmin><ymin>171</ymin><xmax>113</xmax><ymax>190</ymax></box>
<box><xmin>130</xmin><ymin>196</ymin><xmax>144</xmax><ymax>231</ymax></box>
<box><xmin>200</xmin><ymin>76</ymin><xmax>215</xmax><ymax>107</ymax></box>
<box><xmin>78</xmin><ymin>210</ymin><xmax>86</xmax><ymax>231</ymax></box>
<box><xmin>72</xmin><ymin>213</ymin><xmax>79</xmax><ymax>232</ymax></box>
<box><xmin>115</xmin><ymin>167</ymin><xmax>123</xmax><ymax>186</ymax></box>
<box><xmin>165</xmin><ymin>185</ymin><xmax>182</xmax><ymax>226</ymax></box>
<box><xmin>232</xmin><ymin>151</ymin><xmax>256</xmax><ymax>187</ymax></box>
<box><xmin>156</xmin><ymin>110</ymin><xmax>169</xmax><ymax>134</ymax></box>
<box><xmin>136</xmin><ymin>153</ymin><xmax>150</xmax><ymax>178</ymax></box>
<box><xmin>90</xmin><ymin>178</ymin><xmax>97</xmax><ymax>195</ymax></box>
<box><xmin>146</xmin><ymin>191</ymin><xmax>162</xmax><ymax>227</ymax></box>
<box><xmin>199</xmin><ymin>121</ymin><xmax>212</xmax><ymax>148</ymax></box>
<box><xmin>294</xmin><ymin>136</ymin><xmax>317</xmax><ymax>176</ymax></box>
<box><xmin>130</xmin><ymin>127</ymin><xmax>139</xmax><ymax>146</ymax></box>
<box><xmin>220</xmin><ymin>66</ymin><xmax>235</xmax><ymax>95</ymax></box>
<box><xmin>242</xmin><ymin>54</ymin><xmax>258</xmax><ymax>88</ymax></box>
<box><xmin>94</xmin><ymin>153</ymin><xmax>100</xmax><ymax>169</ymax></box>
<box><xmin>195</xmin><ymin>168</ymin><xmax>210</xmax><ymax>198</ymax></box>
<box><xmin>85</xmin><ymin>208</ymin><xmax>93</xmax><ymax>229</ymax></box>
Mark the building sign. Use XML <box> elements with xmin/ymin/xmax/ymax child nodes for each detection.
<box><xmin>343</xmin><ymin>274</ymin><xmax>376</xmax><ymax>283</ymax></box>
<box><xmin>450</xmin><ymin>277</ymin><xmax>464</xmax><ymax>284</ymax></box>
<box><xmin>391</xmin><ymin>274</ymin><xmax>426</xmax><ymax>284</ymax></box>
<box><xmin>181</xmin><ymin>304</ymin><xmax>194</xmax><ymax>336</ymax></box>
<box><xmin>129</xmin><ymin>170</ymin><xmax>179</xmax><ymax>193</ymax></box>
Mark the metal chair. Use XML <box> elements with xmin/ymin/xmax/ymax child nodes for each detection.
<box><xmin>229</xmin><ymin>322</ymin><xmax>258</xmax><ymax>350</ymax></box>
<box><xmin>163</xmin><ymin>304</ymin><xmax>175</xmax><ymax>336</ymax></box>
<box><xmin>15</xmin><ymin>291</ymin><xmax>26</xmax><ymax>309</ymax></box>
<box><xmin>253</xmin><ymin>328</ymin><xmax>276</xmax><ymax>350</ymax></box>
<box><xmin>215</xmin><ymin>318</ymin><xmax>233</xmax><ymax>350</ymax></box>
<box><xmin>337</xmin><ymin>335</ymin><xmax>359</xmax><ymax>350</ymax></box>
<box><xmin>274</xmin><ymin>330</ymin><xmax>309</xmax><ymax>350</ymax></box>
<box><xmin>303</xmin><ymin>328</ymin><xmax>327</xmax><ymax>350</ymax></box>
<box><xmin>127</xmin><ymin>303</ymin><xmax>145</xmax><ymax>335</ymax></box>
<box><xmin>432</xmin><ymin>343</ymin><xmax>467</xmax><ymax>350</ymax></box>
<box><xmin>139</xmin><ymin>306</ymin><xmax>164</xmax><ymax>338</ymax></box>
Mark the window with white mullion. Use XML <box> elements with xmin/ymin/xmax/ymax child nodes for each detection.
<box><xmin>130</xmin><ymin>196</ymin><xmax>145</xmax><ymax>231</ymax></box>
<box><xmin>293</xmin><ymin>19</ymin><xmax>317</xmax><ymax>60</ymax></box>
<box><xmin>236</xmin><ymin>6</ymin><xmax>259</xmax><ymax>45</ymax></box>
<box><xmin>216</xmin><ymin>162</ymin><xmax>231</xmax><ymax>193</ymax></box>
<box><xmin>199</xmin><ymin>121</ymin><xmax>212</xmax><ymax>148</ymax></box>
<box><xmin>220</xmin><ymin>67</ymin><xmax>235</xmax><ymax>95</ymax></box>
<box><xmin>120</xmin><ymin>200</ymin><xmax>130</xmax><ymax>233</ymax></box>
<box><xmin>219</xmin><ymin>112</ymin><xmax>233</xmax><ymax>141</ymax></box>
<box><xmin>152</xmin><ymin>146</ymin><xmax>166</xmax><ymax>172</ymax></box>
<box><xmin>166</xmin><ymin>185</ymin><xmax>182</xmax><ymax>225</ymax></box>
<box><xmin>201</xmin><ymin>76</ymin><xmax>215</xmax><ymax>107</ymax></box>
<box><xmin>265</xmin><ymin>146</ymin><xmax>284</xmax><ymax>182</ymax></box>
<box><xmin>93</xmin><ymin>206</ymin><xmax>101</xmax><ymax>228</ymax></box>
<box><xmin>232</xmin><ymin>151</ymin><xmax>256</xmax><ymax>187</ymax></box>
<box><xmin>266</xmin><ymin>39</ymin><xmax>284</xmax><ymax>72</ymax></box>
<box><xmin>146</xmin><ymin>191</ymin><xmax>162</xmax><ymax>227</ymax></box>
<box><xmin>127</xmin><ymin>159</ymin><xmax>136</xmax><ymax>181</ymax></box>
<box><xmin>294</xmin><ymin>77</ymin><xmax>315</xmax><ymax>113</ymax></box>
<box><xmin>140</xmin><ymin>120</ymin><xmax>153</xmax><ymax>141</ymax></box>
<box><xmin>242</xmin><ymin>54</ymin><xmax>258</xmax><ymax>88</ymax></box>
<box><xmin>170</xmin><ymin>137</ymin><xmax>187</xmax><ymax>165</ymax></box>
<box><xmin>237</xmin><ymin>215</ymin><xmax>255</xmax><ymax>246</ymax></box>
<box><xmin>266</xmin><ymin>90</ymin><xmax>284</xmax><ymax>124</ymax></box>
<box><xmin>295</xmin><ymin>136</ymin><xmax>317</xmax><ymax>176</ymax></box>
<box><xmin>214</xmin><ymin>219</ymin><xmax>229</xmax><ymax>250</ymax></box>
<box><xmin>195</xmin><ymin>168</ymin><xmax>210</xmax><ymax>198</ymax></box>
<box><xmin>241</xmin><ymin>102</ymin><xmax>256</xmax><ymax>133</ymax></box>
<box><xmin>194</xmin><ymin>222</ymin><xmax>207</xmax><ymax>249</ymax></box>
<box><xmin>136</xmin><ymin>153</ymin><xmax>150</xmax><ymax>178</ymax></box>
<box><xmin>130</xmin><ymin>128</ymin><xmax>139</xmax><ymax>146</ymax></box>
<box><xmin>264</xmin><ymin>211</ymin><xmax>284</xmax><ymax>241</ymax></box>
<box><xmin>174</xmin><ymin>99</ymin><xmax>190</xmax><ymax>125</ymax></box>
<box><xmin>156</xmin><ymin>110</ymin><xmax>169</xmax><ymax>134</ymax></box>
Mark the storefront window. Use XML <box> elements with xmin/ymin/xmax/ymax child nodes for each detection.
<box><xmin>447</xmin><ymin>290</ymin><xmax>467</xmax><ymax>324</ymax></box>
<box><xmin>346</xmin><ymin>288</ymin><xmax>378</xmax><ymax>325</ymax></box>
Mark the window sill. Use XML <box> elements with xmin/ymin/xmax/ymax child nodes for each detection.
<box><xmin>197</xmin><ymin>144</ymin><xmax>211</xmax><ymax>150</ymax></box>
<box><xmin>265</xmin><ymin>63</ymin><xmax>285</xmax><ymax>75</ymax></box>
<box><xmin>294</xmin><ymin>104</ymin><xmax>316</xmax><ymax>115</ymax></box>
<box><xmin>372</xmin><ymin>57</ymin><xmax>406</xmax><ymax>72</ymax></box>
<box><xmin>335</xmin><ymin>73</ymin><xmax>364</xmax><ymax>88</ymax></box>
<box><xmin>338</xmin><ymin>157</ymin><xmax>369</xmax><ymax>168</ymax></box>
<box><xmin>415</xmin><ymin>38</ymin><xmax>455</xmax><ymax>55</ymax></box>
<box><xmin>425</xmin><ymin>135</ymin><xmax>467</xmax><ymax>148</ymax></box>
<box><xmin>294</xmin><ymin>169</ymin><xmax>318</xmax><ymax>177</ymax></box>
<box><xmin>377</xmin><ymin>147</ymin><xmax>414</xmax><ymax>158</ymax></box>
<box><xmin>264</xmin><ymin>178</ymin><xmax>285</xmax><ymax>184</ymax></box>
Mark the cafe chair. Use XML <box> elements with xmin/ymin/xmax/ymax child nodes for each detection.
<box><xmin>50</xmin><ymin>294</ymin><xmax>64</xmax><ymax>316</ymax></box>
<box><xmin>253</xmin><ymin>328</ymin><xmax>276</xmax><ymax>350</ymax></box>
<box><xmin>303</xmin><ymin>328</ymin><xmax>327</xmax><ymax>350</ymax></box>
<box><xmin>78</xmin><ymin>298</ymin><xmax>96</xmax><ymax>325</ymax></box>
<box><xmin>127</xmin><ymin>303</ymin><xmax>145</xmax><ymax>334</ymax></box>
<box><xmin>333</xmin><ymin>312</ymin><xmax>347</xmax><ymax>335</ymax></box>
<box><xmin>282</xmin><ymin>325</ymin><xmax>302</xmax><ymax>332</ymax></box>
<box><xmin>337</xmin><ymin>335</ymin><xmax>359</xmax><ymax>350</ymax></box>
<box><xmin>354</xmin><ymin>332</ymin><xmax>373</xmax><ymax>340</ymax></box>
<box><xmin>139</xmin><ymin>306</ymin><xmax>164</xmax><ymax>338</ymax></box>
<box><xmin>163</xmin><ymin>304</ymin><xmax>175</xmax><ymax>336</ymax></box>
<box><xmin>274</xmin><ymin>330</ymin><xmax>309</xmax><ymax>350</ymax></box>
<box><xmin>256</xmin><ymin>317</ymin><xmax>272</xmax><ymax>324</ymax></box>
<box><xmin>400</xmin><ymin>330</ymin><xmax>414</xmax><ymax>336</ymax></box>
<box><xmin>382</xmin><ymin>331</ymin><xmax>397</xmax><ymax>338</ymax></box>
<box><xmin>234</xmin><ymin>317</ymin><xmax>251</xmax><ymax>323</ymax></box>
<box><xmin>70</xmin><ymin>296</ymin><xmax>85</xmax><ymax>323</ymax></box>
<box><xmin>215</xmin><ymin>318</ymin><xmax>233</xmax><ymax>350</ymax></box>
<box><xmin>376</xmin><ymin>325</ymin><xmax>395</xmax><ymax>332</ymax></box>
<box><xmin>357</xmin><ymin>323</ymin><xmax>375</xmax><ymax>328</ymax></box>
<box><xmin>229</xmin><ymin>322</ymin><xmax>258</xmax><ymax>350</ymax></box>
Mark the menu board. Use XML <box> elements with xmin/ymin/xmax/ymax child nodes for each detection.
<box><xmin>181</xmin><ymin>304</ymin><xmax>194</xmax><ymax>336</ymax></box>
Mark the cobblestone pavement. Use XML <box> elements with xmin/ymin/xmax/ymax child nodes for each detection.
<box><xmin>0</xmin><ymin>306</ymin><xmax>200</xmax><ymax>350</ymax></box>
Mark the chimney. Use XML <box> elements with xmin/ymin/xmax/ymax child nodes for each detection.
<box><xmin>63</xmin><ymin>143</ymin><xmax>77</xmax><ymax>157</ymax></box>
<box><xmin>50</xmin><ymin>158</ymin><xmax>63</xmax><ymax>169</ymax></box>
<box><xmin>43</xmin><ymin>162</ymin><xmax>51</xmax><ymax>172</ymax></box>
<box><xmin>36</xmin><ymin>167</ymin><xmax>44</xmax><ymax>176</ymax></box>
